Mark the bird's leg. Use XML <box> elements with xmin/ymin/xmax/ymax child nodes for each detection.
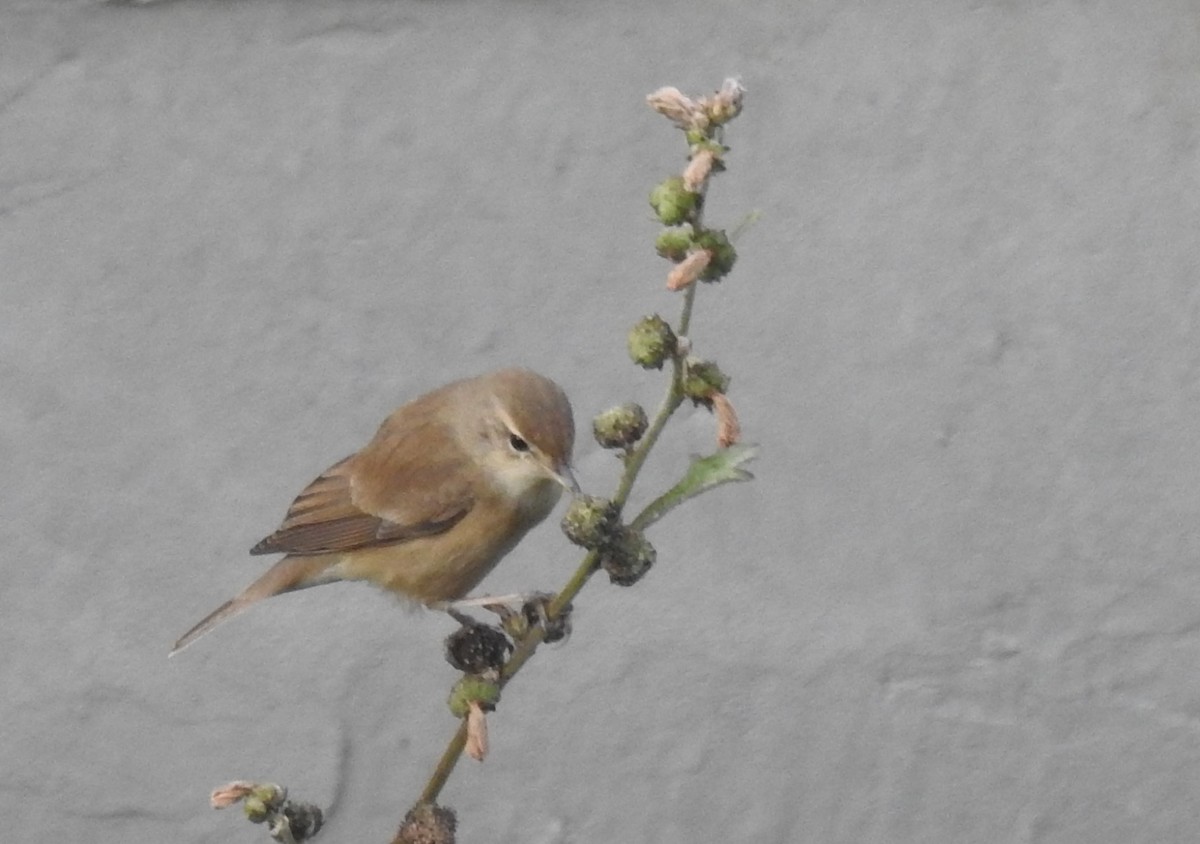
<box><xmin>430</xmin><ymin>594</ymin><xmax>529</xmax><ymax>629</ymax></box>
<box><xmin>432</xmin><ymin>593</ymin><xmax>535</xmax><ymax>612</ymax></box>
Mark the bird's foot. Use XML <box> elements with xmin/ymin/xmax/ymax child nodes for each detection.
<box><xmin>434</xmin><ymin>592</ymin><xmax>572</xmax><ymax>644</ymax></box>
<box><xmin>489</xmin><ymin>592</ymin><xmax>573</xmax><ymax>644</ymax></box>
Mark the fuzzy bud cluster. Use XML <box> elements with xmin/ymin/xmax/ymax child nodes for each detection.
<box><xmin>648</xmin><ymin>176</ymin><xmax>698</xmax><ymax>226</ymax></box>
<box><xmin>560</xmin><ymin>495</ymin><xmax>621</xmax><ymax>549</ymax></box>
<box><xmin>600</xmin><ymin>526</ymin><xmax>656</xmax><ymax>587</ymax></box>
<box><xmin>593</xmin><ymin>403</ymin><xmax>649</xmax><ymax>450</ymax></box>
<box><xmin>683</xmin><ymin>359</ymin><xmax>731</xmax><ymax>406</ymax></box>
<box><xmin>647</xmin><ymin>81</ymin><xmax>743</xmax><ymax>292</ymax></box>
<box><xmin>627</xmin><ymin>315</ymin><xmax>677</xmax><ymax>369</ymax></box>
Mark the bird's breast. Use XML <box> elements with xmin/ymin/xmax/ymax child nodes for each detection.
<box><xmin>335</xmin><ymin>484</ymin><xmax>559</xmax><ymax>603</ymax></box>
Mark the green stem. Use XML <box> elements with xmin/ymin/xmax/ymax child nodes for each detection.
<box><xmin>612</xmin><ymin>363</ymin><xmax>684</xmax><ymax>510</ymax></box>
<box><xmin>417</xmin><ymin>720</ymin><xmax>469</xmax><ymax>806</ymax></box>
<box><xmin>677</xmin><ymin>279</ymin><xmax>699</xmax><ymax>338</ymax></box>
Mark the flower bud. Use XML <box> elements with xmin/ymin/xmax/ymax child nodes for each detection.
<box><xmin>649</xmin><ymin>176</ymin><xmax>698</xmax><ymax>225</ymax></box>
<box><xmin>600</xmin><ymin>527</ymin><xmax>656</xmax><ymax>586</ymax></box>
<box><xmin>627</xmin><ymin>314</ymin><xmax>677</xmax><ymax>369</ymax></box>
<box><xmin>694</xmin><ymin>230</ymin><xmax>737</xmax><ymax>280</ymax></box>
<box><xmin>682</xmin><ymin>146</ymin><xmax>719</xmax><ymax>192</ymax></box>
<box><xmin>251</xmin><ymin>783</ymin><xmax>285</xmax><ymax>807</ymax></box>
<box><xmin>665</xmin><ymin>250</ymin><xmax>710</xmax><ymax>291</ymax></box>
<box><xmin>243</xmin><ymin>797</ymin><xmax>270</xmax><ymax>824</ymax></box>
<box><xmin>646</xmin><ymin>86</ymin><xmax>706</xmax><ymax>130</ymax></box>
<box><xmin>654</xmin><ymin>226</ymin><xmax>694</xmax><ymax>262</ymax></box>
<box><xmin>447</xmin><ymin>676</ymin><xmax>501</xmax><ymax>719</ymax></box>
<box><xmin>560</xmin><ymin>495</ymin><xmax>620</xmax><ymax>549</ymax></box>
<box><xmin>705</xmin><ymin>78</ymin><xmax>745</xmax><ymax>125</ymax></box>
<box><xmin>683</xmin><ymin>360</ymin><xmax>731</xmax><ymax>405</ymax></box>
<box><xmin>712</xmin><ymin>392</ymin><xmax>741</xmax><ymax>448</ymax></box>
<box><xmin>593</xmin><ymin>403</ymin><xmax>649</xmax><ymax>450</ymax></box>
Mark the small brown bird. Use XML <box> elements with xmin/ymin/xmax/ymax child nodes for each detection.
<box><xmin>171</xmin><ymin>368</ymin><xmax>577</xmax><ymax>655</ymax></box>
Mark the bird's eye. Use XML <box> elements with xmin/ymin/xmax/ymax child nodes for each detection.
<box><xmin>509</xmin><ymin>434</ymin><xmax>531</xmax><ymax>453</ymax></box>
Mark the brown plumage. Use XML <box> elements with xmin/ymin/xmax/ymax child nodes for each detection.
<box><xmin>171</xmin><ymin>369</ymin><xmax>576</xmax><ymax>655</ymax></box>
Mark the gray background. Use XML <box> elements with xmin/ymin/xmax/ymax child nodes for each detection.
<box><xmin>3</xmin><ymin>1</ymin><xmax>1199</xmax><ymax>842</ymax></box>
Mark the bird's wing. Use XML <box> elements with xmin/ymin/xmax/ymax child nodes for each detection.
<box><xmin>250</xmin><ymin>415</ymin><xmax>475</xmax><ymax>556</ymax></box>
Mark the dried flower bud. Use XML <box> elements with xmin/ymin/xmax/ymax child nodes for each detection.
<box><xmin>394</xmin><ymin>803</ymin><xmax>457</xmax><ymax>844</ymax></box>
<box><xmin>593</xmin><ymin>403</ymin><xmax>649</xmax><ymax>449</ymax></box>
<box><xmin>655</xmin><ymin>225</ymin><xmax>694</xmax><ymax>262</ymax></box>
<box><xmin>445</xmin><ymin>622</ymin><xmax>511</xmax><ymax>674</ymax></box>
<box><xmin>211</xmin><ymin>782</ymin><xmax>256</xmax><ymax>809</ymax></box>
<box><xmin>646</xmin><ymin>86</ymin><xmax>708</xmax><ymax>130</ymax></box>
<box><xmin>560</xmin><ymin>495</ymin><xmax>620</xmax><ymax>548</ymax></box>
<box><xmin>711</xmin><ymin>392</ymin><xmax>741</xmax><ymax>447</ymax></box>
<box><xmin>682</xmin><ymin>147</ymin><xmax>717</xmax><ymax>192</ymax></box>
<box><xmin>666</xmin><ymin>250</ymin><xmax>711</xmax><ymax>291</ymax></box>
<box><xmin>683</xmin><ymin>360</ymin><xmax>731</xmax><ymax>405</ymax></box>
<box><xmin>464</xmin><ymin>701</ymin><xmax>489</xmax><ymax>761</ymax></box>
<box><xmin>649</xmin><ymin>176</ymin><xmax>699</xmax><ymax>225</ymax></box>
<box><xmin>627</xmin><ymin>314</ymin><xmax>677</xmax><ymax>369</ymax></box>
<box><xmin>600</xmin><ymin>527</ymin><xmax>656</xmax><ymax>586</ymax></box>
<box><xmin>447</xmin><ymin>676</ymin><xmax>501</xmax><ymax>719</ymax></box>
<box><xmin>705</xmin><ymin>78</ymin><xmax>745</xmax><ymax>125</ymax></box>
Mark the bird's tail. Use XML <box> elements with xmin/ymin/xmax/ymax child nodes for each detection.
<box><xmin>170</xmin><ymin>555</ymin><xmax>339</xmax><ymax>656</ymax></box>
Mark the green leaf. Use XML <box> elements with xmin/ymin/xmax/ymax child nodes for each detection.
<box><xmin>631</xmin><ymin>444</ymin><xmax>758</xmax><ymax>530</ymax></box>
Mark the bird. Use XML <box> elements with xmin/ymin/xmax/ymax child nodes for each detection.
<box><xmin>171</xmin><ymin>368</ymin><xmax>577</xmax><ymax>655</ymax></box>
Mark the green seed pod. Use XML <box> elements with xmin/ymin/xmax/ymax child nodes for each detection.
<box><xmin>447</xmin><ymin>676</ymin><xmax>501</xmax><ymax>719</ymax></box>
<box><xmin>683</xmin><ymin>360</ymin><xmax>731</xmax><ymax>405</ymax></box>
<box><xmin>627</xmin><ymin>314</ymin><xmax>677</xmax><ymax>370</ymax></box>
<box><xmin>694</xmin><ymin>230</ymin><xmax>737</xmax><ymax>280</ymax></box>
<box><xmin>600</xmin><ymin>527</ymin><xmax>656</xmax><ymax>586</ymax></box>
<box><xmin>654</xmin><ymin>226</ymin><xmax>694</xmax><ymax>262</ymax></box>
<box><xmin>648</xmin><ymin>176</ymin><xmax>698</xmax><ymax>225</ymax></box>
<box><xmin>593</xmin><ymin>403</ymin><xmax>649</xmax><ymax>450</ymax></box>
<box><xmin>560</xmin><ymin>495</ymin><xmax>620</xmax><ymax>549</ymax></box>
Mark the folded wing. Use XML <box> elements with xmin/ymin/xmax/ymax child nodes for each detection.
<box><xmin>250</xmin><ymin>411</ymin><xmax>475</xmax><ymax>556</ymax></box>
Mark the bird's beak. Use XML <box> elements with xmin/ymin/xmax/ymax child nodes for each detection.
<box><xmin>555</xmin><ymin>463</ymin><xmax>581</xmax><ymax>495</ymax></box>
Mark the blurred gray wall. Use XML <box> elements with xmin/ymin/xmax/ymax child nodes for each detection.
<box><xmin>3</xmin><ymin>1</ymin><xmax>1199</xmax><ymax>841</ymax></box>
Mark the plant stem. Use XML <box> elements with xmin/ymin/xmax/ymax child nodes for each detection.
<box><xmin>417</xmin><ymin>721</ymin><xmax>468</xmax><ymax>806</ymax></box>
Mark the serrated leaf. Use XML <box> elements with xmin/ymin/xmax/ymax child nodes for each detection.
<box><xmin>631</xmin><ymin>443</ymin><xmax>758</xmax><ymax>529</ymax></box>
